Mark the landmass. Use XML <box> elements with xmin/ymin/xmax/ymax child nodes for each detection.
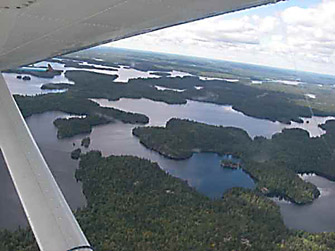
<box><xmin>3</xmin><ymin>68</ymin><xmax>62</xmax><ymax>79</ymax></box>
<box><xmin>132</xmin><ymin>118</ymin><xmax>335</xmax><ymax>204</ymax></box>
<box><xmin>1</xmin><ymin>151</ymin><xmax>335</xmax><ymax>250</ymax></box>
<box><xmin>61</xmin><ymin>70</ymin><xmax>335</xmax><ymax>124</ymax></box>
<box><xmin>22</xmin><ymin>76</ymin><xmax>31</xmax><ymax>81</ymax></box>
<box><xmin>54</xmin><ymin>116</ymin><xmax>110</xmax><ymax>139</ymax></box>
<box><xmin>40</xmin><ymin>83</ymin><xmax>72</xmax><ymax>90</ymax></box>
<box><xmin>15</xmin><ymin>93</ymin><xmax>149</xmax><ymax>138</ymax></box>
<box><xmin>71</xmin><ymin>148</ymin><xmax>82</xmax><ymax>160</ymax></box>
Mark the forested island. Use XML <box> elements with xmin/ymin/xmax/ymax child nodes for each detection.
<box><xmin>71</xmin><ymin>148</ymin><xmax>82</xmax><ymax>160</ymax></box>
<box><xmin>40</xmin><ymin>83</ymin><xmax>72</xmax><ymax>90</ymax></box>
<box><xmin>81</xmin><ymin>137</ymin><xmax>91</xmax><ymax>148</ymax></box>
<box><xmin>1</xmin><ymin>151</ymin><xmax>335</xmax><ymax>250</ymax></box>
<box><xmin>54</xmin><ymin>116</ymin><xmax>110</xmax><ymax>139</ymax></box>
<box><xmin>131</xmin><ymin>118</ymin><xmax>335</xmax><ymax>204</ymax></box>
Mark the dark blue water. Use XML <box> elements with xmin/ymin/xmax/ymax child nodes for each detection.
<box><xmin>165</xmin><ymin>153</ymin><xmax>253</xmax><ymax>198</ymax></box>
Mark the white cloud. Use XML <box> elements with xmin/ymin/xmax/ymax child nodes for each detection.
<box><xmin>107</xmin><ymin>0</ymin><xmax>335</xmax><ymax>75</ymax></box>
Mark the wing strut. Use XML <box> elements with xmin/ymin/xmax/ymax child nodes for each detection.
<box><xmin>0</xmin><ymin>74</ymin><xmax>91</xmax><ymax>251</ymax></box>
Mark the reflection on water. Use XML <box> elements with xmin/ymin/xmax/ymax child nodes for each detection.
<box><xmin>92</xmin><ymin>98</ymin><xmax>333</xmax><ymax>138</ymax></box>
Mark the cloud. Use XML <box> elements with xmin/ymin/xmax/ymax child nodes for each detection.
<box><xmin>108</xmin><ymin>0</ymin><xmax>335</xmax><ymax>75</ymax></box>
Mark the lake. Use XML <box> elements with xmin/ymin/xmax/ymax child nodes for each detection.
<box><xmin>92</xmin><ymin>98</ymin><xmax>333</xmax><ymax>138</ymax></box>
<box><xmin>0</xmin><ymin>112</ymin><xmax>255</xmax><ymax>229</ymax></box>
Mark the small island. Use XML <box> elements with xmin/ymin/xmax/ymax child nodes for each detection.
<box><xmin>40</xmin><ymin>83</ymin><xmax>72</xmax><ymax>90</ymax></box>
<box><xmin>22</xmin><ymin>76</ymin><xmax>31</xmax><ymax>81</ymax></box>
<box><xmin>81</xmin><ymin>137</ymin><xmax>91</xmax><ymax>148</ymax></box>
<box><xmin>71</xmin><ymin>148</ymin><xmax>82</xmax><ymax>160</ymax></box>
<box><xmin>54</xmin><ymin>116</ymin><xmax>110</xmax><ymax>139</ymax></box>
<box><xmin>221</xmin><ymin>159</ymin><xmax>241</xmax><ymax>169</ymax></box>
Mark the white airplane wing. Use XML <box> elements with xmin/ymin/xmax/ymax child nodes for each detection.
<box><xmin>0</xmin><ymin>0</ymin><xmax>280</xmax><ymax>250</ymax></box>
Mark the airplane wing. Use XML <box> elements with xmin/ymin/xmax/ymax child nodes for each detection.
<box><xmin>0</xmin><ymin>0</ymin><xmax>280</xmax><ymax>71</ymax></box>
<box><xmin>0</xmin><ymin>0</ymin><xmax>280</xmax><ymax>250</ymax></box>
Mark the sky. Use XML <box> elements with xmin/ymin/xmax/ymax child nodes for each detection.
<box><xmin>105</xmin><ymin>0</ymin><xmax>335</xmax><ymax>76</ymax></box>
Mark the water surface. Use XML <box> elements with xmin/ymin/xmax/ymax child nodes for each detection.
<box><xmin>0</xmin><ymin>112</ymin><xmax>254</xmax><ymax>229</ymax></box>
<box><xmin>0</xmin><ymin>112</ymin><xmax>87</xmax><ymax>230</ymax></box>
<box><xmin>92</xmin><ymin>98</ymin><xmax>333</xmax><ymax>138</ymax></box>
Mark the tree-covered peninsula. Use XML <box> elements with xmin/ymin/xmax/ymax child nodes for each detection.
<box><xmin>15</xmin><ymin>93</ymin><xmax>149</xmax><ymax>138</ymax></box>
<box><xmin>132</xmin><ymin>118</ymin><xmax>335</xmax><ymax>204</ymax></box>
<box><xmin>2</xmin><ymin>152</ymin><xmax>335</xmax><ymax>250</ymax></box>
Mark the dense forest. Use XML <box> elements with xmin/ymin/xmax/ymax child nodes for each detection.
<box><xmin>53</xmin><ymin>70</ymin><xmax>334</xmax><ymax>124</ymax></box>
<box><xmin>132</xmin><ymin>118</ymin><xmax>335</xmax><ymax>204</ymax></box>
<box><xmin>2</xmin><ymin>152</ymin><xmax>335</xmax><ymax>250</ymax></box>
